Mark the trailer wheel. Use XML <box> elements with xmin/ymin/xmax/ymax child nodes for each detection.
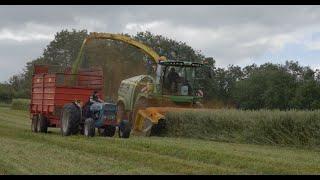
<box><xmin>60</xmin><ymin>103</ymin><xmax>81</xmax><ymax>136</ymax></box>
<box><xmin>119</xmin><ymin>120</ymin><xmax>131</xmax><ymax>138</ymax></box>
<box><xmin>31</xmin><ymin>115</ymin><xmax>38</xmax><ymax>133</ymax></box>
<box><xmin>37</xmin><ymin>114</ymin><xmax>48</xmax><ymax>133</ymax></box>
<box><xmin>84</xmin><ymin>118</ymin><xmax>95</xmax><ymax>137</ymax></box>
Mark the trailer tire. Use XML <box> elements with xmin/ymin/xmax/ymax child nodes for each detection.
<box><xmin>84</xmin><ymin>118</ymin><xmax>95</xmax><ymax>137</ymax></box>
<box><xmin>60</xmin><ymin>103</ymin><xmax>81</xmax><ymax>136</ymax></box>
<box><xmin>37</xmin><ymin>114</ymin><xmax>48</xmax><ymax>133</ymax></box>
<box><xmin>31</xmin><ymin>115</ymin><xmax>38</xmax><ymax>133</ymax></box>
<box><xmin>119</xmin><ymin>120</ymin><xmax>131</xmax><ymax>138</ymax></box>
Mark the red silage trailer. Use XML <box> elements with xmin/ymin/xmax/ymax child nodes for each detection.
<box><xmin>30</xmin><ymin>65</ymin><xmax>104</xmax><ymax>133</ymax></box>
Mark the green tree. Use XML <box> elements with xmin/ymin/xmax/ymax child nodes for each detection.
<box><xmin>232</xmin><ymin>63</ymin><xmax>297</xmax><ymax>110</ymax></box>
<box><xmin>292</xmin><ymin>80</ymin><xmax>320</xmax><ymax>110</ymax></box>
<box><xmin>43</xmin><ymin>29</ymin><xmax>88</xmax><ymax>67</ymax></box>
<box><xmin>0</xmin><ymin>83</ymin><xmax>13</xmax><ymax>103</ymax></box>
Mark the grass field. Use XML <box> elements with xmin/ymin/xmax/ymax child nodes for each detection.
<box><xmin>1</xmin><ymin>107</ymin><xmax>320</xmax><ymax>174</ymax></box>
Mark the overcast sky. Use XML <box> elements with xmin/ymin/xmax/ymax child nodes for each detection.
<box><xmin>0</xmin><ymin>5</ymin><xmax>320</xmax><ymax>82</ymax></box>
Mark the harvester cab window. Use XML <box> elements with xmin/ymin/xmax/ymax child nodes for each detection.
<box><xmin>166</xmin><ymin>67</ymin><xmax>180</xmax><ymax>93</ymax></box>
<box><xmin>162</xmin><ymin>65</ymin><xmax>194</xmax><ymax>96</ymax></box>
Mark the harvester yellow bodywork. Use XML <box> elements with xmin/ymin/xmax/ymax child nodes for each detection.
<box><xmin>134</xmin><ymin>107</ymin><xmax>195</xmax><ymax>136</ymax></box>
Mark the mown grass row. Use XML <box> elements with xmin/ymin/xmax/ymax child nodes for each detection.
<box><xmin>165</xmin><ymin>109</ymin><xmax>320</xmax><ymax>147</ymax></box>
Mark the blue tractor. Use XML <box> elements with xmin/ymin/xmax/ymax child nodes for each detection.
<box><xmin>81</xmin><ymin>102</ymin><xmax>131</xmax><ymax>138</ymax></box>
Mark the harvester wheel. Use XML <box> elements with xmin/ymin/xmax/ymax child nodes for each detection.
<box><xmin>60</xmin><ymin>103</ymin><xmax>81</xmax><ymax>136</ymax></box>
<box><xmin>84</xmin><ymin>118</ymin><xmax>95</xmax><ymax>137</ymax></box>
<box><xmin>194</xmin><ymin>101</ymin><xmax>204</xmax><ymax>108</ymax></box>
<box><xmin>31</xmin><ymin>115</ymin><xmax>38</xmax><ymax>133</ymax></box>
<box><xmin>37</xmin><ymin>114</ymin><xmax>48</xmax><ymax>133</ymax></box>
<box><xmin>118</xmin><ymin>120</ymin><xmax>131</xmax><ymax>138</ymax></box>
<box><xmin>131</xmin><ymin>98</ymin><xmax>148</xmax><ymax>128</ymax></box>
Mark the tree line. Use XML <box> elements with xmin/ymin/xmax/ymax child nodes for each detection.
<box><xmin>0</xmin><ymin>29</ymin><xmax>319</xmax><ymax>110</ymax></box>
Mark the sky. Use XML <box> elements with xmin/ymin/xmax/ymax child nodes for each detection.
<box><xmin>0</xmin><ymin>5</ymin><xmax>320</xmax><ymax>82</ymax></box>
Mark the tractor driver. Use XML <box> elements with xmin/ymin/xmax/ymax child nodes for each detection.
<box><xmin>83</xmin><ymin>90</ymin><xmax>103</xmax><ymax>118</ymax></box>
<box><xmin>89</xmin><ymin>90</ymin><xmax>103</xmax><ymax>103</ymax></box>
<box><xmin>167</xmin><ymin>67</ymin><xmax>180</xmax><ymax>93</ymax></box>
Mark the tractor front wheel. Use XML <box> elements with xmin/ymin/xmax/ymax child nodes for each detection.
<box><xmin>84</xmin><ymin>118</ymin><xmax>95</xmax><ymax>137</ymax></box>
<box><xmin>119</xmin><ymin>120</ymin><xmax>131</xmax><ymax>138</ymax></box>
<box><xmin>98</xmin><ymin>126</ymin><xmax>116</xmax><ymax>137</ymax></box>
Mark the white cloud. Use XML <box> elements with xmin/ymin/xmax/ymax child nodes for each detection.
<box><xmin>0</xmin><ymin>22</ymin><xmax>56</xmax><ymax>42</ymax></box>
<box><xmin>123</xmin><ymin>20</ymin><xmax>313</xmax><ymax>67</ymax></box>
<box><xmin>73</xmin><ymin>17</ymin><xmax>109</xmax><ymax>32</ymax></box>
<box><xmin>306</xmin><ymin>41</ymin><xmax>320</xmax><ymax>51</ymax></box>
<box><xmin>303</xmin><ymin>32</ymin><xmax>320</xmax><ymax>51</ymax></box>
<box><xmin>0</xmin><ymin>30</ymin><xmax>52</xmax><ymax>42</ymax></box>
<box><xmin>125</xmin><ymin>21</ymin><xmax>164</xmax><ymax>32</ymax></box>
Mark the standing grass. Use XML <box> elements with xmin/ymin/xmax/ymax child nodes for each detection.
<box><xmin>165</xmin><ymin>109</ymin><xmax>320</xmax><ymax>147</ymax></box>
<box><xmin>0</xmin><ymin>107</ymin><xmax>320</xmax><ymax>174</ymax></box>
<box><xmin>11</xmin><ymin>99</ymin><xmax>30</xmax><ymax>111</ymax></box>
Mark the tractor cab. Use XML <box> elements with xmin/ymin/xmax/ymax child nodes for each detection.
<box><xmin>156</xmin><ymin>60</ymin><xmax>204</xmax><ymax>98</ymax></box>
